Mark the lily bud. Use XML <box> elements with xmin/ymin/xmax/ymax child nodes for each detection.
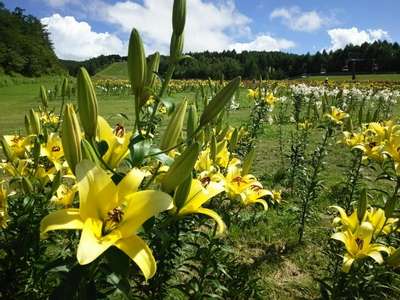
<box><xmin>229</xmin><ymin>128</ymin><xmax>238</xmax><ymax>152</ymax></box>
<box><xmin>77</xmin><ymin>67</ymin><xmax>98</xmax><ymax>139</ymax></box>
<box><xmin>62</xmin><ymin>104</ymin><xmax>82</xmax><ymax>174</ymax></box>
<box><xmin>210</xmin><ymin>135</ymin><xmax>217</xmax><ymax>161</ymax></box>
<box><xmin>242</xmin><ymin>148</ymin><xmax>256</xmax><ymax>176</ymax></box>
<box><xmin>40</xmin><ymin>85</ymin><xmax>48</xmax><ymax>108</ymax></box>
<box><xmin>387</xmin><ymin>248</ymin><xmax>400</xmax><ymax>267</ymax></box>
<box><xmin>128</xmin><ymin>28</ymin><xmax>147</xmax><ymax>98</ymax></box>
<box><xmin>174</xmin><ymin>175</ymin><xmax>192</xmax><ymax>210</ymax></box>
<box><xmin>170</xmin><ymin>32</ymin><xmax>184</xmax><ymax>64</ymax></box>
<box><xmin>160</xmin><ymin>99</ymin><xmax>188</xmax><ymax>150</ymax></box>
<box><xmin>161</xmin><ymin>142</ymin><xmax>200</xmax><ymax>193</ymax></box>
<box><xmin>0</xmin><ymin>136</ymin><xmax>13</xmax><ymax>161</ymax></box>
<box><xmin>24</xmin><ymin>115</ymin><xmax>32</xmax><ymax>135</ymax></box>
<box><xmin>145</xmin><ymin>52</ymin><xmax>160</xmax><ymax>89</ymax></box>
<box><xmin>61</xmin><ymin>77</ymin><xmax>69</xmax><ymax>98</ymax></box>
<box><xmin>81</xmin><ymin>138</ymin><xmax>102</xmax><ymax>166</ymax></box>
<box><xmin>172</xmin><ymin>0</ymin><xmax>186</xmax><ymax>36</ymax></box>
<box><xmin>357</xmin><ymin>189</ymin><xmax>367</xmax><ymax>222</ymax></box>
<box><xmin>200</xmin><ymin>77</ymin><xmax>241</xmax><ymax>127</ymax></box>
<box><xmin>22</xmin><ymin>177</ymin><xmax>34</xmax><ymax>194</ymax></box>
<box><xmin>186</xmin><ymin>104</ymin><xmax>198</xmax><ymax>140</ymax></box>
<box><xmin>29</xmin><ymin>109</ymin><xmax>41</xmax><ymax>135</ymax></box>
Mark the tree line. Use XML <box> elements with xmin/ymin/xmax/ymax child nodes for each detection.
<box><xmin>0</xmin><ymin>2</ymin><xmax>64</xmax><ymax>77</ymax></box>
<box><xmin>62</xmin><ymin>41</ymin><xmax>400</xmax><ymax>80</ymax></box>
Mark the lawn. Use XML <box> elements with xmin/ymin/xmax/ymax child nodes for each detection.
<box><xmin>1</xmin><ymin>76</ymin><xmax>399</xmax><ymax>299</ymax></box>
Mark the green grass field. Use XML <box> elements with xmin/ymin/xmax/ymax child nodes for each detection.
<box><xmin>304</xmin><ymin>73</ymin><xmax>400</xmax><ymax>81</ymax></box>
<box><xmin>1</xmin><ymin>74</ymin><xmax>399</xmax><ymax>298</ymax></box>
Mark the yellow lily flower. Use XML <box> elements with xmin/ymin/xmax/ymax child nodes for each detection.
<box><xmin>353</xmin><ymin>141</ymin><xmax>383</xmax><ymax>161</ymax></box>
<box><xmin>97</xmin><ymin>116</ymin><xmax>133</xmax><ymax>169</ymax></box>
<box><xmin>247</xmin><ymin>89</ymin><xmax>259</xmax><ymax>99</ymax></box>
<box><xmin>40</xmin><ymin>160</ymin><xmax>173</xmax><ymax>279</ymax></box>
<box><xmin>177</xmin><ymin>178</ymin><xmax>226</xmax><ymax>234</ymax></box>
<box><xmin>265</xmin><ymin>93</ymin><xmax>277</xmax><ymax>107</ymax></box>
<box><xmin>2</xmin><ymin>135</ymin><xmax>32</xmax><ymax>159</ymax></box>
<box><xmin>215</xmin><ymin>141</ymin><xmax>230</xmax><ymax>168</ymax></box>
<box><xmin>271</xmin><ymin>189</ymin><xmax>282</xmax><ymax>204</ymax></box>
<box><xmin>341</xmin><ymin>131</ymin><xmax>364</xmax><ymax>148</ymax></box>
<box><xmin>325</xmin><ymin>106</ymin><xmax>349</xmax><ymax>125</ymax></box>
<box><xmin>240</xmin><ymin>182</ymin><xmax>272</xmax><ymax>210</ymax></box>
<box><xmin>41</xmin><ymin>133</ymin><xmax>64</xmax><ymax>170</ymax></box>
<box><xmin>1</xmin><ymin>159</ymin><xmax>30</xmax><ymax>177</ymax></box>
<box><xmin>225</xmin><ymin>165</ymin><xmax>256</xmax><ymax>200</ymax></box>
<box><xmin>332</xmin><ymin>221</ymin><xmax>390</xmax><ymax>272</ymax></box>
<box><xmin>330</xmin><ymin>206</ymin><xmax>359</xmax><ymax>233</ymax></box>
<box><xmin>51</xmin><ymin>184</ymin><xmax>78</xmax><ymax>207</ymax></box>
<box><xmin>195</xmin><ymin>148</ymin><xmax>214</xmax><ymax>173</ymax></box>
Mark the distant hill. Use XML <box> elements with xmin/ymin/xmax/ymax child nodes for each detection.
<box><xmin>60</xmin><ymin>55</ymin><xmax>125</xmax><ymax>77</ymax></box>
<box><xmin>94</xmin><ymin>62</ymin><xmax>129</xmax><ymax>80</ymax></box>
<box><xmin>0</xmin><ymin>2</ymin><xmax>64</xmax><ymax>76</ymax></box>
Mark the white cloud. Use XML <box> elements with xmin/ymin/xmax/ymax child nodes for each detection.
<box><xmin>41</xmin><ymin>14</ymin><xmax>125</xmax><ymax>61</ymax></box>
<box><xmin>327</xmin><ymin>27</ymin><xmax>390</xmax><ymax>50</ymax></box>
<box><xmin>270</xmin><ymin>7</ymin><xmax>328</xmax><ymax>32</ymax></box>
<box><xmin>229</xmin><ymin>35</ymin><xmax>295</xmax><ymax>52</ymax></box>
<box><xmin>97</xmin><ymin>0</ymin><xmax>260</xmax><ymax>53</ymax></box>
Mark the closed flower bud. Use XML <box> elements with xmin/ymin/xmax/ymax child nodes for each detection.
<box><xmin>62</xmin><ymin>104</ymin><xmax>82</xmax><ymax>174</ymax></box>
<box><xmin>170</xmin><ymin>32</ymin><xmax>184</xmax><ymax>64</ymax></box>
<box><xmin>128</xmin><ymin>28</ymin><xmax>147</xmax><ymax>97</ymax></box>
<box><xmin>61</xmin><ymin>77</ymin><xmax>69</xmax><ymax>98</ymax></box>
<box><xmin>40</xmin><ymin>85</ymin><xmax>48</xmax><ymax>108</ymax></box>
<box><xmin>24</xmin><ymin>114</ymin><xmax>32</xmax><ymax>135</ymax></box>
<box><xmin>0</xmin><ymin>136</ymin><xmax>13</xmax><ymax>161</ymax></box>
<box><xmin>77</xmin><ymin>68</ymin><xmax>98</xmax><ymax>139</ymax></box>
<box><xmin>161</xmin><ymin>142</ymin><xmax>200</xmax><ymax>193</ymax></box>
<box><xmin>186</xmin><ymin>104</ymin><xmax>198</xmax><ymax>141</ymax></box>
<box><xmin>160</xmin><ymin>99</ymin><xmax>188</xmax><ymax>150</ymax></box>
<box><xmin>174</xmin><ymin>175</ymin><xmax>192</xmax><ymax>210</ymax></box>
<box><xmin>145</xmin><ymin>52</ymin><xmax>160</xmax><ymax>89</ymax></box>
<box><xmin>357</xmin><ymin>189</ymin><xmax>368</xmax><ymax>222</ymax></box>
<box><xmin>29</xmin><ymin>108</ymin><xmax>41</xmax><ymax>135</ymax></box>
<box><xmin>172</xmin><ymin>0</ymin><xmax>186</xmax><ymax>36</ymax></box>
<box><xmin>200</xmin><ymin>77</ymin><xmax>241</xmax><ymax>127</ymax></box>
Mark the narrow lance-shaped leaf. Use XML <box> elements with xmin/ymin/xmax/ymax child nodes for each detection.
<box><xmin>186</xmin><ymin>104</ymin><xmax>198</xmax><ymax>141</ymax></box>
<box><xmin>199</xmin><ymin>76</ymin><xmax>241</xmax><ymax>127</ymax></box>
<box><xmin>357</xmin><ymin>189</ymin><xmax>367</xmax><ymax>222</ymax></box>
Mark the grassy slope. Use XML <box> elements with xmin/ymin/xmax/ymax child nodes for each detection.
<box><xmin>94</xmin><ymin>62</ymin><xmax>128</xmax><ymax>80</ymax></box>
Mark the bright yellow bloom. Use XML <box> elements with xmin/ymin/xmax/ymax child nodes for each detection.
<box><xmin>51</xmin><ymin>184</ymin><xmax>78</xmax><ymax>207</ymax></box>
<box><xmin>2</xmin><ymin>135</ymin><xmax>32</xmax><ymax>159</ymax></box>
<box><xmin>325</xmin><ymin>106</ymin><xmax>349</xmax><ymax>125</ymax></box>
<box><xmin>177</xmin><ymin>178</ymin><xmax>226</xmax><ymax>234</ymax></box>
<box><xmin>1</xmin><ymin>159</ymin><xmax>30</xmax><ymax>177</ymax></box>
<box><xmin>41</xmin><ymin>133</ymin><xmax>64</xmax><ymax>170</ymax></box>
<box><xmin>342</xmin><ymin>131</ymin><xmax>364</xmax><ymax>148</ymax></box>
<box><xmin>265</xmin><ymin>93</ymin><xmax>277</xmax><ymax>106</ymax></box>
<box><xmin>240</xmin><ymin>182</ymin><xmax>272</xmax><ymax>210</ymax></box>
<box><xmin>299</xmin><ymin>120</ymin><xmax>313</xmax><ymax>130</ymax></box>
<box><xmin>97</xmin><ymin>116</ymin><xmax>133</xmax><ymax>169</ymax></box>
<box><xmin>331</xmin><ymin>206</ymin><xmax>359</xmax><ymax>233</ymax></box>
<box><xmin>195</xmin><ymin>148</ymin><xmax>214</xmax><ymax>173</ymax></box>
<box><xmin>225</xmin><ymin>165</ymin><xmax>256</xmax><ymax>199</ymax></box>
<box><xmin>247</xmin><ymin>89</ymin><xmax>259</xmax><ymax>99</ymax></box>
<box><xmin>35</xmin><ymin>165</ymin><xmax>57</xmax><ymax>185</ymax></box>
<box><xmin>271</xmin><ymin>189</ymin><xmax>282</xmax><ymax>204</ymax></box>
<box><xmin>332</xmin><ymin>221</ymin><xmax>390</xmax><ymax>272</ymax></box>
<box><xmin>40</xmin><ymin>160</ymin><xmax>173</xmax><ymax>279</ymax></box>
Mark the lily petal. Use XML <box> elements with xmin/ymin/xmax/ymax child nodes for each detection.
<box><xmin>118</xmin><ymin>190</ymin><xmax>173</xmax><ymax>237</ymax></box>
<box><xmin>77</xmin><ymin>218</ymin><xmax>120</xmax><ymax>265</ymax></box>
<box><xmin>195</xmin><ymin>207</ymin><xmax>226</xmax><ymax>235</ymax></box>
<box><xmin>117</xmin><ymin>168</ymin><xmax>145</xmax><ymax>201</ymax></box>
<box><xmin>342</xmin><ymin>253</ymin><xmax>355</xmax><ymax>273</ymax></box>
<box><xmin>40</xmin><ymin>208</ymin><xmax>83</xmax><ymax>238</ymax></box>
<box><xmin>76</xmin><ymin>160</ymin><xmax>118</xmax><ymax>220</ymax></box>
<box><xmin>115</xmin><ymin>235</ymin><xmax>156</xmax><ymax>280</ymax></box>
<box><xmin>184</xmin><ymin>180</ymin><xmax>224</xmax><ymax>211</ymax></box>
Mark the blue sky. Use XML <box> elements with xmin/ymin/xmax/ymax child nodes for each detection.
<box><xmin>3</xmin><ymin>0</ymin><xmax>398</xmax><ymax>60</ymax></box>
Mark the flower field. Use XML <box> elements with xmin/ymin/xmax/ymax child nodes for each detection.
<box><xmin>2</xmin><ymin>1</ymin><xmax>400</xmax><ymax>299</ymax></box>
